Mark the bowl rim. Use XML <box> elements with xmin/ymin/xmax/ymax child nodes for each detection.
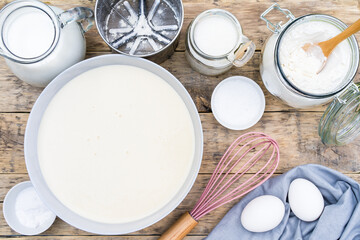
<box><xmin>24</xmin><ymin>54</ymin><xmax>203</xmax><ymax>234</ymax></box>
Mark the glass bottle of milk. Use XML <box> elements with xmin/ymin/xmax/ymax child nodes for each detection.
<box><xmin>185</xmin><ymin>9</ymin><xmax>256</xmax><ymax>76</ymax></box>
<box><xmin>0</xmin><ymin>0</ymin><xmax>94</xmax><ymax>87</ymax></box>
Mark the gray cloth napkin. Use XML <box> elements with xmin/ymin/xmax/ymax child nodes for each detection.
<box><xmin>206</xmin><ymin>164</ymin><xmax>360</xmax><ymax>240</ymax></box>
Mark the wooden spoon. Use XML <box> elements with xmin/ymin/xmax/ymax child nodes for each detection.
<box><xmin>302</xmin><ymin>18</ymin><xmax>360</xmax><ymax>74</ymax></box>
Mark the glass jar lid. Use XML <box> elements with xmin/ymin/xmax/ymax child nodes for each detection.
<box><xmin>319</xmin><ymin>83</ymin><xmax>360</xmax><ymax>145</ymax></box>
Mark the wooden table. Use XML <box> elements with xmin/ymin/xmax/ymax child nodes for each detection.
<box><xmin>1</xmin><ymin>0</ymin><xmax>360</xmax><ymax>239</ymax></box>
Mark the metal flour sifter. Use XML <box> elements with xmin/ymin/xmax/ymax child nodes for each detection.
<box><xmin>95</xmin><ymin>0</ymin><xmax>183</xmax><ymax>63</ymax></box>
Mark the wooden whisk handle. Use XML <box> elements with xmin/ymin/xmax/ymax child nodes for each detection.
<box><xmin>159</xmin><ymin>212</ymin><xmax>198</xmax><ymax>240</ymax></box>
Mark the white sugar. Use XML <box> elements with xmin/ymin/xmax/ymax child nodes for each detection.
<box><xmin>212</xmin><ymin>77</ymin><xmax>265</xmax><ymax>130</ymax></box>
<box><xmin>15</xmin><ymin>187</ymin><xmax>54</xmax><ymax>229</ymax></box>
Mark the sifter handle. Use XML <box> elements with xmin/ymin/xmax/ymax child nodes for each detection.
<box><xmin>159</xmin><ymin>212</ymin><xmax>198</xmax><ymax>240</ymax></box>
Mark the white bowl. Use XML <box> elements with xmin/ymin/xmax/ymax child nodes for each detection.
<box><xmin>211</xmin><ymin>76</ymin><xmax>265</xmax><ymax>130</ymax></box>
<box><xmin>3</xmin><ymin>181</ymin><xmax>56</xmax><ymax>235</ymax></box>
<box><xmin>24</xmin><ymin>54</ymin><xmax>203</xmax><ymax>234</ymax></box>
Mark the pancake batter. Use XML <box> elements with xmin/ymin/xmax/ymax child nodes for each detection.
<box><xmin>37</xmin><ymin>65</ymin><xmax>195</xmax><ymax>223</ymax></box>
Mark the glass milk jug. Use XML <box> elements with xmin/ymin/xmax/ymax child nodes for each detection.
<box><xmin>0</xmin><ymin>0</ymin><xmax>94</xmax><ymax>87</ymax></box>
<box><xmin>185</xmin><ymin>9</ymin><xmax>255</xmax><ymax>76</ymax></box>
<box><xmin>260</xmin><ymin>4</ymin><xmax>360</xmax><ymax>146</ymax></box>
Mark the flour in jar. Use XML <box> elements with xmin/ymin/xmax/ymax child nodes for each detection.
<box><xmin>279</xmin><ymin>21</ymin><xmax>352</xmax><ymax>94</ymax></box>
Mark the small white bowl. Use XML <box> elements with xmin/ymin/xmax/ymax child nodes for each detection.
<box><xmin>211</xmin><ymin>76</ymin><xmax>265</xmax><ymax>130</ymax></box>
<box><xmin>3</xmin><ymin>181</ymin><xmax>56</xmax><ymax>235</ymax></box>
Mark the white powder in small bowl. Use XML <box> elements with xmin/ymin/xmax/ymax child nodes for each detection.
<box><xmin>211</xmin><ymin>76</ymin><xmax>265</xmax><ymax>130</ymax></box>
<box><xmin>15</xmin><ymin>187</ymin><xmax>54</xmax><ymax>229</ymax></box>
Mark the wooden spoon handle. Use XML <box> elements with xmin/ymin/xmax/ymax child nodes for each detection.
<box><xmin>320</xmin><ymin>18</ymin><xmax>360</xmax><ymax>57</ymax></box>
<box><xmin>158</xmin><ymin>212</ymin><xmax>198</xmax><ymax>240</ymax></box>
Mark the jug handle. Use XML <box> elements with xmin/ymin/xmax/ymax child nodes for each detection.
<box><xmin>58</xmin><ymin>7</ymin><xmax>94</xmax><ymax>33</ymax></box>
<box><xmin>227</xmin><ymin>36</ymin><xmax>256</xmax><ymax>68</ymax></box>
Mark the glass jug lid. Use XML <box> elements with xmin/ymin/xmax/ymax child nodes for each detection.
<box><xmin>319</xmin><ymin>83</ymin><xmax>360</xmax><ymax>145</ymax></box>
<box><xmin>0</xmin><ymin>0</ymin><xmax>60</xmax><ymax>63</ymax></box>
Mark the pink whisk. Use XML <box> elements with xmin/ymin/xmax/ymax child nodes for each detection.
<box><xmin>159</xmin><ymin>132</ymin><xmax>280</xmax><ymax>240</ymax></box>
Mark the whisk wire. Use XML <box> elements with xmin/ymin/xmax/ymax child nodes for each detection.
<box><xmin>191</xmin><ymin>141</ymin><xmax>249</xmax><ymax>214</ymax></box>
<box><xmin>192</xmin><ymin>142</ymin><xmax>274</xmax><ymax>219</ymax></box>
<box><xmin>190</xmin><ymin>132</ymin><xmax>280</xmax><ymax>220</ymax></box>
<box><xmin>193</xmin><ymin>146</ymin><xmax>278</xmax><ymax>219</ymax></box>
<box><xmin>191</xmin><ymin>135</ymin><xmax>266</xmax><ymax>213</ymax></box>
<box><xmin>224</xmin><ymin>139</ymin><xmax>279</xmax><ymax>200</ymax></box>
<box><xmin>225</xmin><ymin>145</ymin><xmax>278</xmax><ymax>201</ymax></box>
<box><xmin>193</xmin><ymin>142</ymin><xmax>270</xmax><ymax>216</ymax></box>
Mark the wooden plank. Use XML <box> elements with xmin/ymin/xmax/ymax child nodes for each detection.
<box><xmin>0</xmin><ymin>0</ymin><xmax>358</xmax><ymax>52</ymax></box>
<box><xmin>1</xmin><ymin>173</ymin><xmax>360</xmax><ymax>236</ymax></box>
<box><xmin>0</xmin><ymin>51</ymin><xmax>332</xmax><ymax>113</ymax></box>
<box><xmin>0</xmin><ymin>114</ymin><xmax>26</xmax><ymax>174</ymax></box>
<box><xmin>1</xmin><ymin>112</ymin><xmax>360</xmax><ymax>174</ymax></box>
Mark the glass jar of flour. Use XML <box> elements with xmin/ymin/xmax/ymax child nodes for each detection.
<box><xmin>0</xmin><ymin>0</ymin><xmax>94</xmax><ymax>87</ymax></box>
<box><xmin>185</xmin><ymin>9</ymin><xmax>255</xmax><ymax>76</ymax></box>
<box><xmin>260</xmin><ymin>4</ymin><xmax>360</xmax><ymax>145</ymax></box>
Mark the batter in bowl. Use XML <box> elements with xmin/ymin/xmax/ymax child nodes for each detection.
<box><xmin>37</xmin><ymin>65</ymin><xmax>195</xmax><ymax>224</ymax></box>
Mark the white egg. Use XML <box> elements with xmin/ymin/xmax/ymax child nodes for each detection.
<box><xmin>288</xmin><ymin>178</ymin><xmax>324</xmax><ymax>222</ymax></box>
<box><xmin>241</xmin><ymin>195</ymin><xmax>285</xmax><ymax>232</ymax></box>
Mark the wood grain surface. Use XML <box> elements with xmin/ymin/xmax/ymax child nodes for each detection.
<box><xmin>1</xmin><ymin>0</ymin><xmax>360</xmax><ymax>239</ymax></box>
